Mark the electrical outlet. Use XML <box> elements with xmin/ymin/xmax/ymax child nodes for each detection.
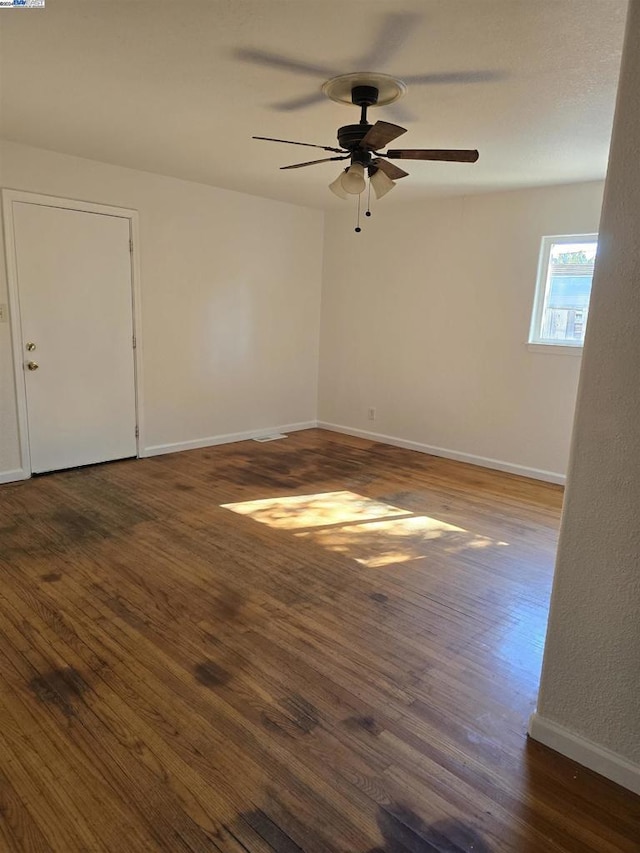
<box><xmin>0</xmin><ymin>304</ymin><xmax>7</xmax><ymax>323</ymax></box>
<box><xmin>367</xmin><ymin>407</ymin><xmax>376</xmax><ymax>421</ymax></box>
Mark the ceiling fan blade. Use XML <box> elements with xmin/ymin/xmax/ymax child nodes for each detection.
<box><xmin>360</xmin><ymin>121</ymin><xmax>407</xmax><ymax>150</ymax></box>
<box><xmin>386</xmin><ymin>149</ymin><xmax>480</xmax><ymax>163</ymax></box>
<box><xmin>402</xmin><ymin>70</ymin><xmax>505</xmax><ymax>85</ymax></box>
<box><xmin>357</xmin><ymin>12</ymin><xmax>422</xmax><ymax>69</ymax></box>
<box><xmin>270</xmin><ymin>91</ymin><xmax>327</xmax><ymax>112</ymax></box>
<box><xmin>280</xmin><ymin>155</ymin><xmax>350</xmax><ymax>170</ymax></box>
<box><xmin>253</xmin><ymin>136</ymin><xmax>345</xmax><ymax>154</ymax></box>
<box><xmin>234</xmin><ymin>48</ymin><xmax>335</xmax><ymax>78</ymax></box>
<box><xmin>371</xmin><ymin>158</ymin><xmax>409</xmax><ymax>180</ymax></box>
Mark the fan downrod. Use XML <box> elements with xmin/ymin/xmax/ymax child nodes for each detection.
<box><xmin>337</xmin><ymin>87</ymin><xmax>379</xmax><ymax>155</ymax></box>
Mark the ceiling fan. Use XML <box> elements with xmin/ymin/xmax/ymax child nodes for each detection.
<box><xmin>254</xmin><ymin>72</ymin><xmax>479</xmax><ymax>231</ymax></box>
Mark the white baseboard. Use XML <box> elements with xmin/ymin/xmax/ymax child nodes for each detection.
<box><xmin>528</xmin><ymin>713</ymin><xmax>640</xmax><ymax>795</ymax></box>
<box><xmin>0</xmin><ymin>468</ymin><xmax>29</xmax><ymax>485</ymax></box>
<box><xmin>317</xmin><ymin>421</ymin><xmax>566</xmax><ymax>485</ymax></box>
<box><xmin>141</xmin><ymin>421</ymin><xmax>317</xmax><ymax>458</ymax></box>
<box><xmin>2</xmin><ymin>423</ymin><xmax>566</xmax><ymax>486</ymax></box>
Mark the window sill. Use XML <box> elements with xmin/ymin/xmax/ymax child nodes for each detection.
<box><xmin>527</xmin><ymin>343</ymin><xmax>583</xmax><ymax>356</ymax></box>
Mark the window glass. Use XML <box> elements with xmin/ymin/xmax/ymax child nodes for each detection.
<box><xmin>530</xmin><ymin>236</ymin><xmax>598</xmax><ymax>347</ymax></box>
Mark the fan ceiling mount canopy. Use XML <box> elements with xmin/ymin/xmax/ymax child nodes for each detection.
<box><xmin>321</xmin><ymin>72</ymin><xmax>407</xmax><ymax>106</ymax></box>
<box><xmin>254</xmin><ymin>72</ymin><xmax>479</xmax><ymax>231</ymax></box>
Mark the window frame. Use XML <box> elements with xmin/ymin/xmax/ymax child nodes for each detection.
<box><xmin>528</xmin><ymin>232</ymin><xmax>598</xmax><ymax>351</ymax></box>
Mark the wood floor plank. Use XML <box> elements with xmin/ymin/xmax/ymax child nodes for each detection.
<box><xmin>0</xmin><ymin>428</ymin><xmax>638</xmax><ymax>851</ymax></box>
<box><xmin>0</xmin><ymin>766</ymin><xmax>52</xmax><ymax>853</ymax></box>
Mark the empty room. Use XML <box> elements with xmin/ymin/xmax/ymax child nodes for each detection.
<box><xmin>1</xmin><ymin>1</ymin><xmax>639</xmax><ymax>851</ymax></box>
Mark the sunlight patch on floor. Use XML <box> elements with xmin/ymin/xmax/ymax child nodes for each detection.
<box><xmin>222</xmin><ymin>491</ymin><xmax>508</xmax><ymax>568</ymax></box>
<box><xmin>297</xmin><ymin>515</ymin><xmax>495</xmax><ymax>568</ymax></box>
<box><xmin>222</xmin><ymin>490</ymin><xmax>411</xmax><ymax>530</ymax></box>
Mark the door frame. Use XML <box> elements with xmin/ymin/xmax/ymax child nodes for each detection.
<box><xmin>2</xmin><ymin>189</ymin><xmax>145</xmax><ymax>479</ymax></box>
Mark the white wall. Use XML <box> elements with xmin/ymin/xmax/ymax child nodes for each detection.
<box><xmin>0</xmin><ymin>142</ymin><xmax>606</xmax><ymax>484</ymax></box>
<box><xmin>0</xmin><ymin>141</ymin><xmax>323</xmax><ymax>476</ymax></box>
<box><xmin>531</xmin><ymin>0</ymin><xmax>640</xmax><ymax>795</ymax></box>
<box><xmin>318</xmin><ymin>182</ymin><xmax>604</xmax><ymax>481</ymax></box>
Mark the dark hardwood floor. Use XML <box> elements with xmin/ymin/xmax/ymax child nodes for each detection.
<box><xmin>0</xmin><ymin>429</ymin><xmax>638</xmax><ymax>852</ymax></box>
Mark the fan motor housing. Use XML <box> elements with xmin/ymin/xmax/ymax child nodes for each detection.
<box><xmin>337</xmin><ymin>123</ymin><xmax>373</xmax><ymax>151</ymax></box>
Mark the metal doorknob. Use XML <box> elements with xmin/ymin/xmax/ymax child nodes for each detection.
<box><xmin>26</xmin><ymin>342</ymin><xmax>36</xmax><ymax>351</ymax></box>
<box><xmin>27</xmin><ymin>361</ymin><xmax>39</xmax><ymax>371</ymax></box>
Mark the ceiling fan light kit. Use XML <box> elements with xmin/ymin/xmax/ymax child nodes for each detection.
<box><xmin>369</xmin><ymin>168</ymin><xmax>395</xmax><ymax>200</ymax></box>
<box><xmin>254</xmin><ymin>72</ymin><xmax>479</xmax><ymax>233</ymax></box>
<box><xmin>328</xmin><ymin>172</ymin><xmax>350</xmax><ymax>200</ymax></box>
<box><xmin>340</xmin><ymin>162</ymin><xmax>366</xmax><ymax>194</ymax></box>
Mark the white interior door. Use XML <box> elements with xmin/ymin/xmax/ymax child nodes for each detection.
<box><xmin>13</xmin><ymin>202</ymin><xmax>137</xmax><ymax>473</ymax></box>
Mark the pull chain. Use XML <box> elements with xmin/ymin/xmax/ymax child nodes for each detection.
<box><xmin>355</xmin><ymin>193</ymin><xmax>362</xmax><ymax>233</ymax></box>
<box><xmin>366</xmin><ymin>179</ymin><xmax>372</xmax><ymax>218</ymax></box>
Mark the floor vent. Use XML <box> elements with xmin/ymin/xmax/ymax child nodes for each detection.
<box><xmin>252</xmin><ymin>433</ymin><xmax>288</xmax><ymax>443</ymax></box>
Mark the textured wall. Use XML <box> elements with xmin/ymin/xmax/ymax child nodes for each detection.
<box><xmin>536</xmin><ymin>0</ymin><xmax>640</xmax><ymax>770</ymax></box>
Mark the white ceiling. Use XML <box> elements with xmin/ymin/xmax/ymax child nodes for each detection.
<box><xmin>0</xmin><ymin>0</ymin><xmax>628</xmax><ymax>209</ymax></box>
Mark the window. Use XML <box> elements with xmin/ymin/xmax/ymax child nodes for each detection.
<box><xmin>529</xmin><ymin>234</ymin><xmax>598</xmax><ymax>348</ymax></box>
